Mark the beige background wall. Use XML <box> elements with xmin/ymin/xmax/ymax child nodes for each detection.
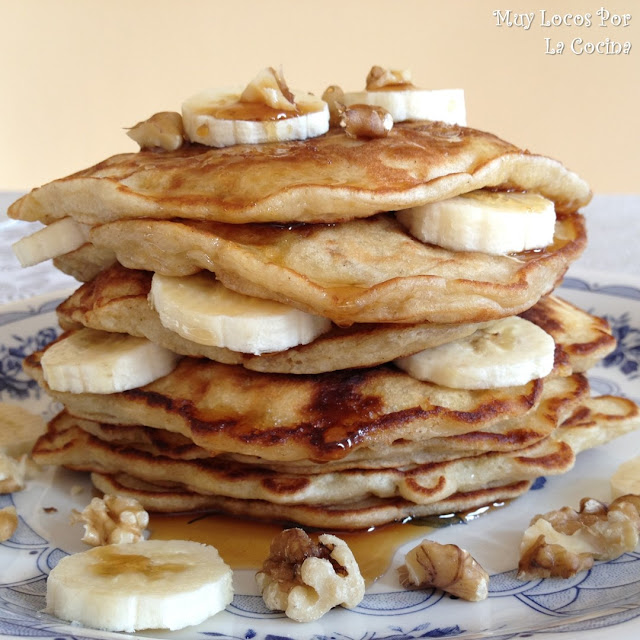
<box><xmin>1</xmin><ymin>0</ymin><xmax>638</xmax><ymax>193</ymax></box>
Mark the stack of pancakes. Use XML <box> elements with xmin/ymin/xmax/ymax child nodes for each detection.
<box><xmin>11</xmin><ymin>117</ymin><xmax>639</xmax><ymax>530</ymax></box>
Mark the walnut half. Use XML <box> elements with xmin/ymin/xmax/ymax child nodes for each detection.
<box><xmin>71</xmin><ymin>494</ymin><xmax>149</xmax><ymax>546</ymax></box>
<box><xmin>256</xmin><ymin>528</ymin><xmax>365</xmax><ymax>622</ymax></box>
<box><xmin>399</xmin><ymin>539</ymin><xmax>489</xmax><ymax>601</ymax></box>
<box><xmin>365</xmin><ymin>66</ymin><xmax>413</xmax><ymax>90</ymax></box>
<box><xmin>517</xmin><ymin>494</ymin><xmax>640</xmax><ymax>580</ymax></box>
<box><xmin>340</xmin><ymin>104</ymin><xmax>393</xmax><ymax>139</ymax></box>
<box><xmin>127</xmin><ymin>112</ymin><xmax>185</xmax><ymax>151</ymax></box>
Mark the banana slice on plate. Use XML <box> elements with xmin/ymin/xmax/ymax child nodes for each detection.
<box><xmin>46</xmin><ymin>539</ymin><xmax>233</xmax><ymax>632</ymax></box>
<box><xmin>12</xmin><ymin>217</ymin><xmax>91</xmax><ymax>267</ymax></box>
<box><xmin>611</xmin><ymin>457</ymin><xmax>640</xmax><ymax>499</ymax></box>
<box><xmin>150</xmin><ymin>272</ymin><xmax>332</xmax><ymax>355</ymax></box>
<box><xmin>394</xmin><ymin>316</ymin><xmax>555</xmax><ymax>389</ymax></box>
<box><xmin>341</xmin><ymin>66</ymin><xmax>466</xmax><ymax>125</ymax></box>
<box><xmin>182</xmin><ymin>67</ymin><xmax>329</xmax><ymax>147</ymax></box>
<box><xmin>41</xmin><ymin>328</ymin><xmax>180</xmax><ymax>394</ymax></box>
<box><xmin>396</xmin><ymin>190</ymin><xmax>556</xmax><ymax>255</ymax></box>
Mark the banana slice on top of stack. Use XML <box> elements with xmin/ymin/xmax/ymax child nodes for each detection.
<box><xmin>9</xmin><ymin>65</ymin><xmax>638</xmax><ymax>547</ymax></box>
<box><xmin>341</xmin><ymin>65</ymin><xmax>466</xmax><ymax>125</ymax></box>
<box><xmin>182</xmin><ymin>66</ymin><xmax>329</xmax><ymax>147</ymax></box>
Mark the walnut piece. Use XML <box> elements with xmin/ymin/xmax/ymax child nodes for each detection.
<box><xmin>398</xmin><ymin>539</ymin><xmax>489</xmax><ymax>601</ymax></box>
<box><xmin>71</xmin><ymin>494</ymin><xmax>149</xmax><ymax>546</ymax></box>
<box><xmin>0</xmin><ymin>506</ymin><xmax>18</xmax><ymax>542</ymax></box>
<box><xmin>239</xmin><ymin>66</ymin><xmax>296</xmax><ymax>111</ymax></box>
<box><xmin>127</xmin><ymin>111</ymin><xmax>185</xmax><ymax>151</ymax></box>
<box><xmin>0</xmin><ymin>452</ymin><xmax>27</xmax><ymax>494</ymax></box>
<box><xmin>517</xmin><ymin>494</ymin><xmax>640</xmax><ymax>580</ymax></box>
<box><xmin>321</xmin><ymin>85</ymin><xmax>345</xmax><ymax>128</ymax></box>
<box><xmin>340</xmin><ymin>104</ymin><xmax>393</xmax><ymax>139</ymax></box>
<box><xmin>365</xmin><ymin>65</ymin><xmax>413</xmax><ymax>90</ymax></box>
<box><xmin>256</xmin><ymin>528</ymin><xmax>365</xmax><ymax>622</ymax></box>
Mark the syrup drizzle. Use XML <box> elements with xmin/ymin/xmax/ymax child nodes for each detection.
<box><xmin>148</xmin><ymin>502</ymin><xmax>506</xmax><ymax>585</ymax></box>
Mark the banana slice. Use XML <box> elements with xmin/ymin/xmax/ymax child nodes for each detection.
<box><xmin>394</xmin><ymin>316</ymin><xmax>555</xmax><ymax>389</ymax></box>
<box><xmin>41</xmin><ymin>328</ymin><xmax>180</xmax><ymax>394</ymax></box>
<box><xmin>12</xmin><ymin>217</ymin><xmax>91</xmax><ymax>267</ymax></box>
<box><xmin>611</xmin><ymin>456</ymin><xmax>640</xmax><ymax>499</ymax></box>
<box><xmin>46</xmin><ymin>539</ymin><xmax>233</xmax><ymax>632</ymax></box>
<box><xmin>150</xmin><ymin>272</ymin><xmax>332</xmax><ymax>355</ymax></box>
<box><xmin>182</xmin><ymin>67</ymin><xmax>329</xmax><ymax>147</ymax></box>
<box><xmin>0</xmin><ymin>403</ymin><xmax>46</xmax><ymax>457</ymax></box>
<box><xmin>341</xmin><ymin>87</ymin><xmax>466</xmax><ymax>125</ymax></box>
<box><xmin>341</xmin><ymin>67</ymin><xmax>465</xmax><ymax>124</ymax></box>
<box><xmin>396</xmin><ymin>190</ymin><xmax>556</xmax><ymax>255</ymax></box>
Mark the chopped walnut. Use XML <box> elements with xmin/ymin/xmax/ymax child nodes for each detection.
<box><xmin>256</xmin><ymin>528</ymin><xmax>365</xmax><ymax>622</ymax></box>
<box><xmin>340</xmin><ymin>104</ymin><xmax>393</xmax><ymax>139</ymax></box>
<box><xmin>321</xmin><ymin>85</ymin><xmax>345</xmax><ymax>128</ymax></box>
<box><xmin>70</xmin><ymin>494</ymin><xmax>149</xmax><ymax>546</ymax></box>
<box><xmin>365</xmin><ymin>65</ymin><xmax>413</xmax><ymax>90</ymax></box>
<box><xmin>517</xmin><ymin>494</ymin><xmax>640</xmax><ymax>580</ymax></box>
<box><xmin>398</xmin><ymin>539</ymin><xmax>489</xmax><ymax>601</ymax></box>
<box><xmin>0</xmin><ymin>506</ymin><xmax>18</xmax><ymax>542</ymax></box>
<box><xmin>239</xmin><ymin>66</ymin><xmax>296</xmax><ymax>111</ymax></box>
<box><xmin>127</xmin><ymin>111</ymin><xmax>185</xmax><ymax>151</ymax></box>
<box><xmin>0</xmin><ymin>453</ymin><xmax>27</xmax><ymax>494</ymax></box>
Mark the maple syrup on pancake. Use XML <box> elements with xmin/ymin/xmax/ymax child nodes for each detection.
<box><xmin>148</xmin><ymin>502</ymin><xmax>506</xmax><ymax>585</ymax></box>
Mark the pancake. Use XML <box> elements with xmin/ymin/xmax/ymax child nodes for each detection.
<box><xmin>34</xmin><ymin>418</ymin><xmax>574</xmax><ymax>506</ymax></box>
<box><xmin>56</xmin><ymin>265</ymin><xmax>613</xmax><ymax>375</ymax></box>
<box><xmin>53</xmin><ymin>243</ymin><xmax>116</xmax><ymax>283</ymax></box>
<box><xmin>31</xmin><ymin>395</ymin><xmax>639</xmax><ymax>524</ymax></box>
<box><xmin>91</xmin><ymin>472</ymin><xmax>535</xmax><ymax>531</ymax></box>
<box><xmin>8</xmin><ymin>121</ymin><xmax>591</xmax><ymax>227</ymax></box>
<box><xmin>55</xmin><ymin>264</ymin><xmax>484</xmax><ymax>373</ymax></box>
<box><xmin>86</xmin><ymin>212</ymin><xmax>586</xmax><ymax>326</ymax></box>
<box><xmin>49</xmin><ymin>373</ymin><xmax>589</xmax><ymax>472</ymax></box>
<box><xmin>27</xmin><ymin>342</ymin><xmax>585</xmax><ymax>463</ymax></box>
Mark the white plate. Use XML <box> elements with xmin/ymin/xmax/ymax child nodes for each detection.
<box><xmin>1</xmin><ymin>275</ymin><xmax>640</xmax><ymax>640</ymax></box>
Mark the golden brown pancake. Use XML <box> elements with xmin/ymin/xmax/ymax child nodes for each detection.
<box><xmin>91</xmin><ymin>472</ymin><xmax>535</xmax><ymax>530</ymax></box>
<box><xmin>55</xmin><ymin>264</ymin><xmax>615</xmax><ymax>374</ymax></box>
<box><xmin>25</xmin><ymin>336</ymin><xmax>593</xmax><ymax>463</ymax></box>
<box><xmin>520</xmin><ymin>296</ymin><xmax>616</xmax><ymax>373</ymax></box>
<box><xmin>86</xmin><ymin>212</ymin><xmax>586</xmax><ymax>325</ymax></box>
<box><xmin>8</xmin><ymin>121</ymin><xmax>591</xmax><ymax>226</ymax></box>
<box><xmin>42</xmin><ymin>373</ymin><xmax>587</xmax><ymax>473</ymax></box>
<box><xmin>53</xmin><ymin>243</ymin><xmax>116</xmax><ymax>283</ymax></box>
<box><xmin>32</xmin><ymin>395</ymin><xmax>639</xmax><ymax>530</ymax></box>
<box><xmin>33</xmin><ymin>417</ymin><xmax>576</xmax><ymax>506</ymax></box>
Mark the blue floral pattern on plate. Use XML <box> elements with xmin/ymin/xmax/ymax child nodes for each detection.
<box><xmin>1</xmin><ymin>277</ymin><xmax>640</xmax><ymax>640</ymax></box>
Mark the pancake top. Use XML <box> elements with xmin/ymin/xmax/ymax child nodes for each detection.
<box><xmin>9</xmin><ymin>121</ymin><xmax>591</xmax><ymax>225</ymax></box>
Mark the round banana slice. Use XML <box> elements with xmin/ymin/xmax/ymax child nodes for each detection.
<box><xmin>341</xmin><ymin>88</ymin><xmax>466</xmax><ymax>124</ymax></box>
<box><xmin>396</xmin><ymin>190</ymin><xmax>556</xmax><ymax>255</ymax></box>
<box><xmin>394</xmin><ymin>316</ymin><xmax>555</xmax><ymax>389</ymax></box>
<box><xmin>150</xmin><ymin>272</ymin><xmax>332</xmax><ymax>355</ymax></box>
<box><xmin>611</xmin><ymin>456</ymin><xmax>640</xmax><ymax>499</ymax></box>
<box><xmin>46</xmin><ymin>539</ymin><xmax>233</xmax><ymax>632</ymax></box>
<box><xmin>12</xmin><ymin>217</ymin><xmax>91</xmax><ymax>267</ymax></box>
<box><xmin>182</xmin><ymin>68</ymin><xmax>329</xmax><ymax>147</ymax></box>
<box><xmin>41</xmin><ymin>328</ymin><xmax>180</xmax><ymax>394</ymax></box>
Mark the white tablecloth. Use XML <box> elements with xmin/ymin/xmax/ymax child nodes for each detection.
<box><xmin>1</xmin><ymin>191</ymin><xmax>638</xmax><ymax>306</ymax></box>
